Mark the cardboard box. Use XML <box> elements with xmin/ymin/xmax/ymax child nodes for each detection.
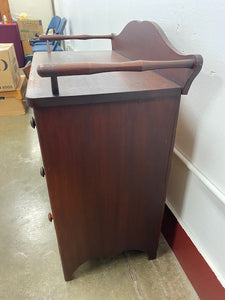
<box><xmin>17</xmin><ymin>19</ymin><xmax>43</xmax><ymax>40</ymax></box>
<box><xmin>0</xmin><ymin>75</ymin><xmax>28</xmax><ymax>116</ymax></box>
<box><xmin>0</xmin><ymin>43</ymin><xmax>20</xmax><ymax>92</ymax></box>
<box><xmin>0</xmin><ymin>97</ymin><xmax>27</xmax><ymax>116</ymax></box>
<box><xmin>22</xmin><ymin>40</ymin><xmax>33</xmax><ymax>56</ymax></box>
<box><xmin>0</xmin><ymin>75</ymin><xmax>27</xmax><ymax>100</ymax></box>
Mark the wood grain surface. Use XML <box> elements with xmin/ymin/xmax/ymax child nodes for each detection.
<box><xmin>34</xmin><ymin>94</ymin><xmax>180</xmax><ymax>280</ymax></box>
<box><xmin>26</xmin><ymin>20</ymin><xmax>202</xmax><ymax>281</ymax></box>
<box><xmin>26</xmin><ymin>51</ymin><xmax>181</xmax><ymax>106</ymax></box>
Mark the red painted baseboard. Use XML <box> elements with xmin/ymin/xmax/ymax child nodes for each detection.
<box><xmin>162</xmin><ymin>205</ymin><xmax>225</xmax><ymax>300</ymax></box>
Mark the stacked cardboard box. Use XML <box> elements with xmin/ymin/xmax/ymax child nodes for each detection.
<box><xmin>21</xmin><ymin>40</ymin><xmax>33</xmax><ymax>56</ymax></box>
<box><xmin>0</xmin><ymin>75</ymin><xmax>28</xmax><ymax>116</ymax></box>
<box><xmin>0</xmin><ymin>44</ymin><xmax>27</xmax><ymax>116</ymax></box>
<box><xmin>0</xmin><ymin>44</ymin><xmax>20</xmax><ymax>92</ymax></box>
<box><xmin>17</xmin><ymin>19</ymin><xmax>43</xmax><ymax>56</ymax></box>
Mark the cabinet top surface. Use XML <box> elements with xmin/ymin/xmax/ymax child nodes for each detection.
<box><xmin>26</xmin><ymin>51</ymin><xmax>181</xmax><ymax>107</ymax></box>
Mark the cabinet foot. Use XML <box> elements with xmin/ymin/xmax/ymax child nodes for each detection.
<box><xmin>63</xmin><ymin>272</ymin><xmax>74</xmax><ymax>282</ymax></box>
<box><xmin>147</xmin><ymin>250</ymin><xmax>157</xmax><ymax>260</ymax></box>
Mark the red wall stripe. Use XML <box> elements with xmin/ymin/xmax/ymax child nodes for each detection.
<box><xmin>162</xmin><ymin>205</ymin><xmax>225</xmax><ymax>300</ymax></box>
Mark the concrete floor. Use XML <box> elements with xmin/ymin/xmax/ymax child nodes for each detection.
<box><xmin>0</xmin><ymin>109</ymin><xmax>199</xmax><ymax>300</ymax></box>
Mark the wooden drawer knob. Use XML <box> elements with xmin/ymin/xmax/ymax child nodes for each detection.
<box><xmin>48</xmin><ymin>213</ymin><xmax>53</xmax><ymax>222</ymax></box>
<box><xmin>30</xmin><ymin>116</ymin><xmax>36</xmax><ymax>128</ymax></box>
<box><xmin>40</xmin><ymin>166</ymin><xmax>45</xmax><ymax>177</ymax></box>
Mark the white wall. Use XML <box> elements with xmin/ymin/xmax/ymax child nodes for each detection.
<box><xmin>54</xmin><ymin>0</ymin><xmax>225</xmax><ymax>287</ymax></box>
<box><xmin>8</xmin><ymin>0</ymin><xmax>53</xmax><ymax>32</ymax></box>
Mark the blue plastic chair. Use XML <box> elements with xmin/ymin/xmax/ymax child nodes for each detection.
<box><xmin>30</xmin><ymin>16</ymin><xmax>61</xmax><ymax>46</ymax></box>
<box><xmin>46</xmin><ymin>16</ymin><xmax>61</xmax><ymax>34</ymax></box>
<box><xmin>32</xmin><ymin>18</ymin><xmax>67</xmax><ymax>52</ymax></box>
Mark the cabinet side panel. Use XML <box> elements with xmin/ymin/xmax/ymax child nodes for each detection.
<box><xmin>34</xmin><ymin>95</ymin><xmax>180</xmax><ymax>279</ymax></box>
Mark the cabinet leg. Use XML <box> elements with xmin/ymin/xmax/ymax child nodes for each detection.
<box><xmin>147</xmin><ymin>246</ymin><xmax>158</xmax><ymax>260</ymax></box>
<box><xmin>62</xmin><ymin>263</ymin><xmax>76</xmax><ymax>281</ymax></box>
<box><xmin>63</xmin><ymin>271</ymin><xmax>74</xmax><ymax>282</ymax></box>
<box><xmin>147</xmin><ymin>251</ymin><xmax>157</xmax><ymax>260</ymax></box>
<box><xmin>62</xmin><ymin>258</ymin><xmax>86</xmax><ymax>281</ymax></box>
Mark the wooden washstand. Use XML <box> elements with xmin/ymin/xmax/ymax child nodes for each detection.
<box><xmin>26</xmin><ymin>21</ymin><xmax>202</xmax><ymax>281</ymax></box>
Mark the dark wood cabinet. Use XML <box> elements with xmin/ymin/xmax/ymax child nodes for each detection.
<box><xmin>26</xmin><ymin>21</ymin><xmax>202</xmax><ymax>281</ymax></box>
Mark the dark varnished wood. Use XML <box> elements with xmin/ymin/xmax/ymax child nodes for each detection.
<box><xmin>48</xmin><ymin>212</ymin><xmax>53</xmax><ymax>222</ymax></box>
<box><xmin>38</xmin><ymin>34</ymin><xmax>113</xmax><ymax>41</ymax></box>
<box><xmin>37</xmin><ymin>59</ymin><xmax>196</xmax><ymax>95</ymax></box>
<box><xmin>33</xmin><ymin>20</ymin><xmax>202</xmax><ymax>95</ymax></box>
<box><xmin>37</xmin><ymin>59</ymin><xmax>196</xmax><ymax>78</ymax></box>
<box><xmin>111</xmin><ymin>21</ymin><xmax>202</xmax><ymax>94</ymax></box>
<box><xmin>34</xmin><ymin>94</ymin><xmax>181</xmax><ymax>280</ymax></box>
<box><xmin>26</xmin><ymin>21</ymin><xmax>202</xmax><ymax>281</ymax></box>
<box><xmin>26</xmin><ymin>51</ymin><xmax>181</xmax><ymax>106</ymax></box>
